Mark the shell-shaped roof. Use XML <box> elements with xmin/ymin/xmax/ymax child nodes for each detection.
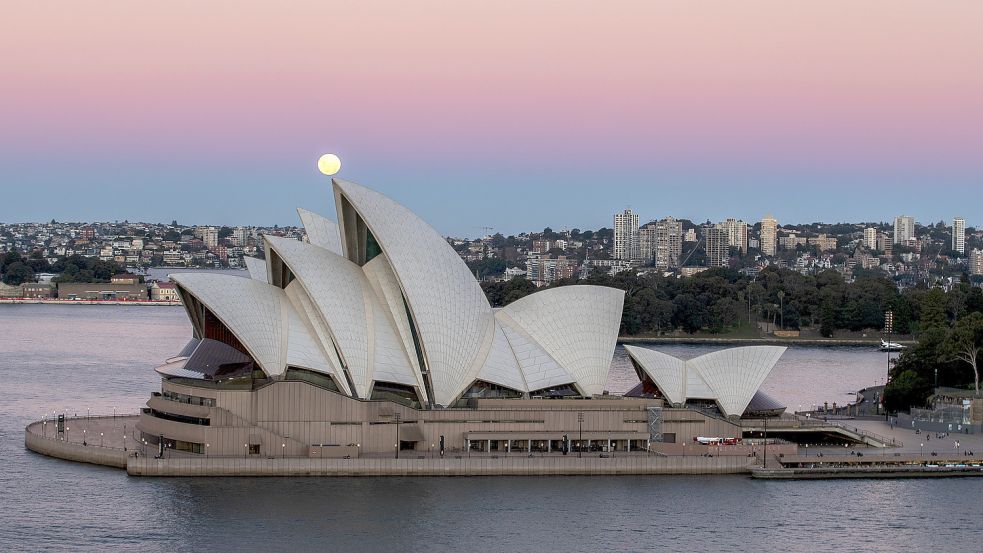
<box><xmin>497</xmin><ymin>315</ymin><xmax>574</xmax><ymax>392</ymax></box>
<box><xmin>499</xmin><ymin>285</ymin><xmax>624</xmax><ymax>396</ymax></box>
<box><xmin>626</xmin><ymin>345</ymin><xmax>786</xmax><ymax>417</ymax></box>
<box><xmin>688</xmin><ymin>346</ymin><xmax>785</xmax><ymax>417</ymax></box>
<box><xmin>333</xmin><ymin>178</ymin><xmax>494</xmax><ymax>406</ymax></box>
<box><xmin>475</xmin><ymin>321</ymin><xmax>527</xmax><ymax>393</ymax></box>
<box><xmin>243</xmin><ymin>256</ymin><xmax>269</xmax><ymax>283</ymax></box>
<box><xmin>264</xmin><ymin>235</ymin><xmax>377</xmax><ymax>398</ymax></box>
<box><xmin>170</xmin><ymin>273</ymin><xmax>288</xmax><ymax>376</ymax></box>
<box><xmin>623</xmin><ymin>345</ymin><xmax>685</xmax><ymax>405</ymax></box>
<box><xmin>297</xmin><ymin>208</ymin><xmax>343</xmax><ymax>254</ymax></box>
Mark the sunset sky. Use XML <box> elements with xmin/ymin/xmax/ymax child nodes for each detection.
<box><xmin>2</xmin><ymin>1</ymin><xmax>981</xmax><ymax>235</ymax></box>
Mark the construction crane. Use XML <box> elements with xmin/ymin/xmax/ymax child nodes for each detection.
<box><xmin>474</xmin><ymin>226</ymin><xmax>494</xmax><ymax>237</ymax></box>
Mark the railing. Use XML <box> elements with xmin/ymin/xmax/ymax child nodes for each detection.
<box><xmin>741</xmin><ymin>417</ymin><xmax>903</xmax><ymax>447</ymax></box>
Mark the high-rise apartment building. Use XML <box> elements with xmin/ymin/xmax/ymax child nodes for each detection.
<box><xmin>655</xmin><ymin>217</ymin><xmax>683</xmax><ymax>268</ymax></box>
<box><xmin>971</xmin><ymin>249</ymin><xmax>983</xmax><ymax>276</ymax></box>
<box><xmin>893</xmin><ymin>215</ymin><xmax>915</xmax><ymax>245</ymax></box>
<box><xmin>719</xmin><ymin>219</ymin><xmax>748</xmax><ymax>253</ymax></box>
<box><xmin>613</xmin><ymin>208</ymin><xmax>639</xmax><ymax>260</ymax></box>
<box><xmin>864</xmin><ymin>227</ymin><xmax>878</xmax><ymax>250</ymax></box>
<box><xmin>760</xmin><ymin>215</ymin><xmax>778</xmax><ymax>256</ymax></box>
<box><xmin>704</xmin><ymin>226</ymin><xmax>728</xmax><ymax>268</ymax></box>
<box><xmin>638</xmin><ymin>222</ymin><xmax>657</xmax><ymax>262</ymax></box>
<box><xmin>953</xmin><ymin>217</ymin><xmax>966</xmax><ymax>255</ymax></box>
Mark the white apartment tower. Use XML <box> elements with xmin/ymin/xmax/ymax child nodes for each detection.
<box><xmin>760</xmin><ymin>215</ymin><xmax>778</xmax><ymax>257</ymax></box>
<box><xmin>953</xmin><ymin>217</ymin><xmax>966</xmax><ymax>255</ymax></box>
<box><xmin>719</xmin><ymin>218</ymin><xmax>748</xmax><ymax>253</ymax></box>
<box><xmin>613</xmin><ymin>208</ymin><xmax>639</xmax><ymax>260</ymax></box>
<box><xmin>893</xmin><ymin>215</ymin><xmax>915</xmax><ymax>245</ymax></box>
<box><xmin>864</xmin><ymin>227</ymin><xmax>878</xmax><ymax>250</ymax></box>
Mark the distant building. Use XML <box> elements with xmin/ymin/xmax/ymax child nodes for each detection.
<box><xmin>809</xmin><ymin>234</ymin><xmax>837</xmax><ymax>252</ymax></box>
<box><xmin>637</xmin><ymin>222</ymin><xmax>657</xmax><ymax>262</ymax></box>
<box><xmin>150</xmin><ymin>281</ymin><xmax>180</xmax><ymax>302</ymax></box>
<box><xmin>526</xmin><ymin>254</ymin><xmax>576</xmax><ymax>286</ymax></box>
<box><xmin>21</xmin><ymin>283</ymin><xmax>54</xmax><ymax>298</ymax></box>
<box><xmin>531</xmin><ymin>239</ymin><xmax>551</xmax><ymax>253</ymax></box>
<box><xmin>111</xmin><ymin>274</ymin><xmax>140</xmax><ymax>285</ymax></box>
<box><xmin>503</xmin><ymin>267</ymin><xmax>527</xmax><ymax>281</ymax></box>
<box><xmin>654</xmin><ymin>217</ymin><xmax>683</xmax><ymax>268</ymax></box>
<box><xmin>680</xmin><ymin>266</ymin><xmax>709</xmax><ymax>277</ymax></box>
<box><xmin>893</xmin><ymin>215</ymin><xmax>915</xmax><ymax>245</ymax></box>
<box><xmin>953</xmin><ymin>217</ymin><xmax>966</xmax><ymax>255</ymax></box>
<box><xmin>57</xmin><ymin>283</ymin><xmax>148</xmax><ymax>301</ymax></box>
<box><xmin>971</xmin><ymin>249</ymin><xmax>983</xmax><ymax>276</ymax></box>
<box><xmin>760</xmin><ymin>215</ymin><xmax>778</xmax><ymax>256</ymax></box>
<box><xmin>613</xmin><ymin>208</ymin><xmax>639</xmax><ymax>260</ymax></box>
<box><xmin>684</xmin><ymin>228</ymin><xmax>697</xmax><ymax>243</ymax></box>
<box><xmin>704</xmin><ymin>226</ymin><xmax>728</xmax><ymax>268</ymax></box>
<box><xmin>197</xmin><ymin>226</ymin><xmax>219</xmax><ymax>248</ymax></box>
<box><xmin>718</xmin><ymin>218</ymin><xmax>748</xmax><ymax>253</ymax></box>
<box><xmin>864</xmin><ymin>227</ymin><xmax>878</xmax><ymax>250</ymax></box>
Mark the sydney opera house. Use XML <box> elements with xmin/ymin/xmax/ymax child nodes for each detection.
<box><xmin>136</xmin><ymin>179</ymin><xmax>786</xmax><ymax>459</ymax></box>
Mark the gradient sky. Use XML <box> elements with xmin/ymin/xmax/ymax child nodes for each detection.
<box><xmin>2</xmin><ymin>1</ymin><xmax>981</xmax><ymax>236</ymax></box>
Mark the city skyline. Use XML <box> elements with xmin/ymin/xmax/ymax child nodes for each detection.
<box><xmin>3</xmin><ymin>2</ymin><xmax>982</xmax><ymax>235</ymax></box>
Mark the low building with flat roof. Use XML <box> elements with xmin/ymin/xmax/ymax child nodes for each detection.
<box><xmin>57</xmin><ymin>282</ymin><xmax>147</xmax><ymax>300</ymax></box>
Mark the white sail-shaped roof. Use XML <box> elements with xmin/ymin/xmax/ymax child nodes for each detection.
<box><xmin>688</xmin><ymin>346</ymin><xmax>786</xmax><ymax>418</ymax></box>
<box><xmin>623</xmin><ymin>345</ymin><xmax>686</xmax><ymax>405</ymax></box>
<box><xmin>297</xmin><ymin>207</ymin><xmax>343</xmax><ymax>255</ymax></box>
<box><xmin>625</xmin><ymin>345</ymin><xmax>786</xmax><ymax>417</ymax></box>
<box><xmin>333</xmin><ymin>178</ymin><xmax>494</xmax><ymax>406</ymax></box>
<box><xmin>475</xmin><ymin>321</ymin><xmax>527</xmax><ymax>393</ymax></box>
<box><xmin>499</xmin><ymin>285</ymin><xmax>624</xmax><ymax>396</ymax></box>
<box><xmin>497</xmin><ymin>315</ymin><xmax>575</xmax><ymax>392</ymax></box>
<box><xmin>243</xmin><ymin>256</ymin><xmax>269</xmax><ymax>283</ymax></box>
<box><xmin>264</xmin><ymin>235</ymin><xmax>416</xmax><ymax>399</ymax></box>
<box><xmin>283</xmin><ymin>281</ymin><xmax>351</xmax><ymax>395</ymax></box>
<box><xmin>170</xmin><ymin>273</ymin><xmax>288</xmax><ymax>376</ymax></box>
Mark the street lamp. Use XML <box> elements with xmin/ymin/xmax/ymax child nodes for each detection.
<box><xmin>921</xmin><ymin>443</ymin><xmax>924</xmax><ymax>459</ymax></box>
<box><xmin>82</xmin><ymin>429</ymin><xmax>87</xmax><ymax>446</ymax></box>
<box><xmin>205</xmin><ymin>443</ymin><xmax>210</xmax><ymax>458</ymax></box>
<box><xmin>282</xmin><ymin>443</ymin><xmax>286</xmax><ymax>458</ymax></box>
<box><xmin>100</xmin><ymin>432</ymin><xmax>104</xmax><ymax>447</ymax></box>
<box><xmin>578</xmin><ymin>412</ymin><xmax>584</xmax><ymax>458</ymax></box>
<box><xmin>244</xmin><ymin>443</ymin><xmax>248</xmax><ymax>458</ymax></box>
<box><xmin>394</xmin><ymin>412</ymin><xmax>401</xmax><ymax>459</ymax></box>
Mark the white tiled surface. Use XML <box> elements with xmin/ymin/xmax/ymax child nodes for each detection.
<box><xmin>297</xmin><ymin>207</ymin><xmax>343</xmax><ymax>254</ymax></box>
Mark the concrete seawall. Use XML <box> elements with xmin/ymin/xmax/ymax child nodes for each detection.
<box><xmin>127</xmin><ymin>455</ymin><xmax>753</xmax><ymax>477</ymax></box>
<box><xmin>25</xmin><ymin>421</ymin><xmax>128</xmax><ymax>469</ymax></box>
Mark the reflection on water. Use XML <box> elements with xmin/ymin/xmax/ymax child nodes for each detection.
<box><xmin>1</xmin><ymin>305</ymin><xmax>979</xmax><ymax>553</ymax></box>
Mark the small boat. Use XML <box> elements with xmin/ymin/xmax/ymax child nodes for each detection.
<box><xmin>880</xmin><ymin>339</ymin><xmax>906</xmax><ymax>352</ymax></box>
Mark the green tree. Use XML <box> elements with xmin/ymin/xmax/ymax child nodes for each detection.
<box><xmin>944</xmin><ymin>312</ymin><xmax>983</xmax><ymax>396</ymax></box>
<box><xmin>2</xmin><ymin>261</ymin><xmax>34</xmax><ymax>285</ymax></box>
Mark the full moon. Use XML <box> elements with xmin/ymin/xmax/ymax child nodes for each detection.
<box><xmin>317</xmin><ymin>153</ymin><xmax>342</xmax><ymax>175</ymax></box>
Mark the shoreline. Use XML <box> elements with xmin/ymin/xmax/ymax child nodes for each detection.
<box><xmin>0</xmin><ymin>299</ymin><xmax>181</xmax><ymax>306</ymax></box>
<box><xmin>619</xmin><ymin>336</ymin><xmax>915</xmax><ymax>347</ymax></box>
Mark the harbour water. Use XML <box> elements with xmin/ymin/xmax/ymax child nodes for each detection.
<box><xmin>2</xmin><ymin>305</ymin><xmax>982</xmax><ymax>552</ymax></box>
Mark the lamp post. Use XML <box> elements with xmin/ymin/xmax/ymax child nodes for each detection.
<box><xmin>762</xmin><ymin>417</ymin><xmax>768</xmax><ymax>469</ymax></box>
<box><xmin>205</xmin><ymin>443</ymin><xmax>209</xmax><ymax>458</ymax></box>
<box><xmin>82</xmin><ymin>429</ymin><xmax>87</xmax><ymax>446</ymax></box>
<box><xmin>100</xmin><ymin>432</ymin><xmax>104</xmax><ymax>447</ymax></box>
<box><xmin>282</xmin><ymin>443</ymin><xmax>286</xmax><ymax>458</ymax></box>
<box><xmin>577</xmin><ymin>412</ymin><xmax>584</xmax><ymax>458</ymax></box>
<box><xmin>244</xmin><ymin>443</ymin><xmax>248</xmax><ymax>459</ymax></box>
<box><xmin>394</xmin><ymin>412</ymin><xmax>401</xmax><ymax>459</ymax></box>
<box><xmin>42</xmin><ymin>420</ymin><xmax>46</xmax><ymax>438</ymax></box>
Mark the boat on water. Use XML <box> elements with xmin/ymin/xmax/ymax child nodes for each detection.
<box><xmin>880</xmin><ymin>339</ymin><xmax>906</xmax><ymax>352</ymax></box>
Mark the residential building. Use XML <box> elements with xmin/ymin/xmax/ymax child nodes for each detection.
<box><xmin>953</xmin><ymin>217</ymin><xmax>966</xmax><ymax>255</ymax></box>
<box><xmin>526</xmin><ymin>254</ymin><xmax>576</xmax><ymax>285</ymax></box>
<box><xmin>654</xmin><ymin>217</ymin><xmax>683</xmax><ymax>268</ymax></box>
<box><xmin>864</xmin><ymin>227</ymin><xmax>878</xmax><ymax>250</ymax></box>
<box><xmin>809</xmin><ymin>234</ymin><xmax>837</xmax><ymax>252</ymax></box>
<box><xmin>718</xmin><ymin>219</ymin><xmax>748</xmax><ymax>253</ymax></box>
<box><xmin>613</xmin><ymin>208</ymin><xmax>639</xmax><ymax>260</ymax></box>
<box><xmin>760</xmin><ymin>215</ymin><xmax>778</xmax><ymax>256</ymax></box>
<box><xmin>150</xmin><ymin>281</ymin><xmax>180</xmax><ymax>302</ymax></box>
<box><xmin>638</xmin><ymin>222</ymin><xmax>657</xmax><ymax>262</ymax></box>
<box><xmin>893</xmin><ymin>215</ymin><xmax>915</xmax><ymax>245</ymax></box>
<box><xmin>704</xmin><ymin>226</ymin><xmax>728</xmax><ymax>268</ymax></box>
<box><xmin>197</xmin><ymin>226</ymin><xmax>219</xmax><ymax>248</ymax></box>
<box><xmin>971</xmin><ymin>249</ymin><xmax>983</xmax><ymax>276</ymax></box>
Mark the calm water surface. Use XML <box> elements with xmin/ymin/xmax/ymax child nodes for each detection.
<box><xmin>2</xmin><ymin>305</ymin><xmax>981</xmax><ymax>552</ymax></box>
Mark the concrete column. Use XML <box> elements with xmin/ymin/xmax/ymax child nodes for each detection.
<box><xmin>466</xmin><ymin>439</ymin><xmax>470</xmax><ymax>452</ymax></box>
<box><xmin>547</xmin><ymin>440</ymin><xmax>551</xmax><ymax>453</ymax></box>
<box><xmin>586</xmin><ymin>440</ymin><xmax>591</xmax><ymax>452</ymax></box>
<box><xmin>506</xmin><ymin>441</ymin><xmax>511</xmax><ymax>453</ymax></box>
<box><xmin>487</xmin><ymin>439</ymin><xmax>491</xmax><ymax>453</ymax></box>
<box><xmin>527</xmin><ymin>440</ymin><xmax>531</xmax><ymax>453</ymax></box>
<box><xmin>607</xmin><ymin>439</ymin><xmax>612</xmax><ymax>452</ymax></box>
<box><xmin>627</xmin><ymin>440</ymin><xmax>631</xmax><ymax>452</ymax></box>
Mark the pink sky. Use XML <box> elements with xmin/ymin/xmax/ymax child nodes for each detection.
<box><xmin>2</xmin><ymin>1</ymin><xmax>982</xmax><ymax>230</ymax></box>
